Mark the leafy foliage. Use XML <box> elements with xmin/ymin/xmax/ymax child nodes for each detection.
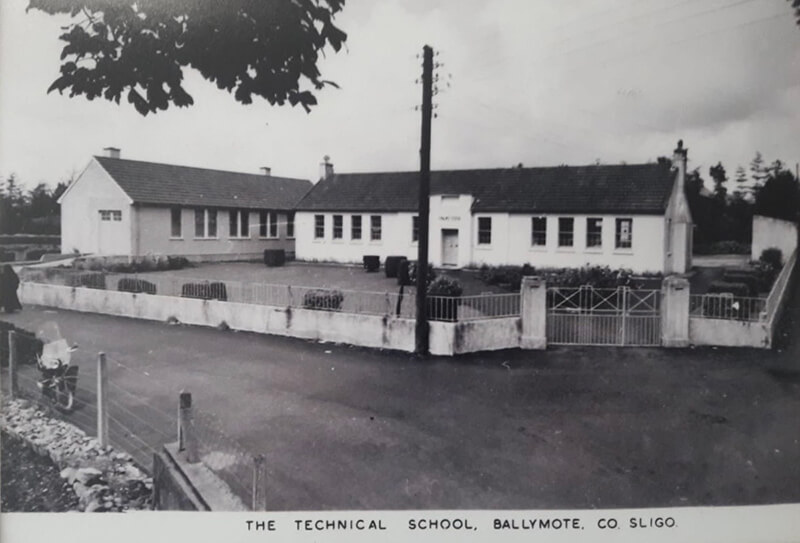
<box><xmin>28</xmin><ymin>0</ymin><xmax>348</xmax><ymax>115</ymax></box>
<box><xmin>427</xmin><ymin>276</ymin><xmax>463</xmax><ymax>297</ymax></box>
<box><xmin>754</xmin><ymin>170</ymin><xmax>800</xmax><ymax>221</ymax></box>
<box><xmin>0</xmin><ymin>175</ymin><xmax>67</xmax><ymax>234</ymax></box>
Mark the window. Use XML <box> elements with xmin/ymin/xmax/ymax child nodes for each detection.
<box><xmin>194</xmin><ymin>209</ymin><xmax>218</xmax><ymax>238</ymax></box>
<box><xmin>477</xmin><ymin>217</ymin><xmax>492</xmax><ymax>245</ymax></box>
<box><xmin>616</xmin><ymin>218</ymin><xmax>633</xmax><ymax>249</ymax></box>
<box><xmin>170</xmin><ymin>208</ymin><xmax>182</xmax><ymax>238</ymax></box>
<box><xmin>558</xmin><ymin>217</ymin><xmax>574</xmax><ymax>247</ymax></box>
<box><xmin>531</xmin><ymin>217</ymin><xmax>547</xmax><ymax>246</ymax></box>
<box><xmin>314</xmin><ymin>215</ymin><xmax>325</xmax><ymax>239</ymax></box>
<box><xmin>351</xmin><ymin>215</ymin><xmax>362</xmax><ymax>240</ymax></box>
<box><xmin>412</xmin><ymin>216</ymin><xmax>419</xmax><ymax>243</ymax></box>
<box><xmin>99</xmin><ymin>210</ymin><xmax>121</xmax><ymax>222</ymax></box>
<box><xmin>370</xmin><ymin>215</ymin><xmax>382</xmax><ymax>241</ymax></box>
<box><xmin>229</xmin><ymin>209</ymin><xmax>250</xmax><ymax>238</ymax></box>
<box><xmin>286</xmin><ymin>213</ymin><xmax>295</xmax><ymax>238</ymax></box>
<box><xmin>258</xmin><ymin>211</ymin><xmax>279</xmax><ymax>238</ymax></box>
<box><xmin>586</xmin><ymin>218</ymin><xmax>603</xmax><ymax>248</ymax></box>
<box><xmin>333</xmin><ymin>215</ymin><xmax>343</xmax><ymax>239</ymax></box>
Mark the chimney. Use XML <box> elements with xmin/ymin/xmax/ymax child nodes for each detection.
<box><xmin>260</xmin><ymin>166</ymin><xmax>272</xmax><ymax>177</ymax></box>
<box><xmin>672</xmin><ymin>139</ymin><xmax>687</xmax><ymax>190</ymax></box>
<box><xmin>319</xmin><ymin>155</ymin><xmax>334</xmax><ymax>180</ymax></box>
<box><xmin>103</xmin><ymin>147</ymin><xmax>121</xmax><ymax>159</ymax></box>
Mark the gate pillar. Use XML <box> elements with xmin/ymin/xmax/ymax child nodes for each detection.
<box><xmin>661</xmin><ymin>275</ymin><xmax>690</xmax><ymax>347</ymax></box>
<box><xmin>521</xmin><ymin>276</ymin><xmax>547</xmax><ymax>349</ymax></box>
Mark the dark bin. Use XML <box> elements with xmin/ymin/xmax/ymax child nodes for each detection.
<box><xmin>385</xmin><ymin>256</ymin><xmax>406</xmax><ymax>278</ymax></box>
<box><xmin>263</xmin><ymin>249</ymin><xmax>286</xmax><ymax>267</ymax></box>
<box><xmin>363</xmin><ymin>255</ymin><xmax>380</xmax><ymax>273</ymax></box>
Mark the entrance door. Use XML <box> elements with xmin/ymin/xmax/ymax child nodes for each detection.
<box><xmin>442</xmin><ymin>229</ymin><xmax>459</xmax><ymax>266</ymax></box>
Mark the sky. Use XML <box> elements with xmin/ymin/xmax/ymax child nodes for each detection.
<box><xmin>0</xmin><ymin>0</ymin><xmax>799</xmax><ymax>191</ymax></box>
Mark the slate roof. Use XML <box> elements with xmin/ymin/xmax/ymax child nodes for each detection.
<box><xmin>296</xmin><ymin>163</ymin><xmax>677</xmax><ymax>215</ymax></box>
<box><xmin>95</xmin><ymin>156</ymin><xmax>312</xmax><ymax>210</ymax></box>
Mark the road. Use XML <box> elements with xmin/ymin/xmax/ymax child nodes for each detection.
<box><xmin>2</xmin><ymin>275</ymin><xmax>799</xmax><ymax>510</ymax></box>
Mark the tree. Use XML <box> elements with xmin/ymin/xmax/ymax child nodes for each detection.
<box><xmin>790</xmin><ymin>0</ymin><xmax>800</xmax><ymax>26</ymax></box>
<box><xmin>749</xmin><ymin>151</ymin><xmax>769</xmax><ymax>192</ymax></box>
<box><xmin>755</xmin><ymin>168</ymin><xmax>800</xmax><ymax>222</ymax></box>
<box><xmin>28</xmin><ymin>0</ymin><xmax>348</xmax><ymax>115</ymax></box>
<box><xmin>733</xmin><ymin>165</ymin><xmax>748</xmax><ymax>198</ymax></box>
<box><xmin>709</xmin><ymin>162</ymin><xmax>727</xmax><ymax>202</ymax></box>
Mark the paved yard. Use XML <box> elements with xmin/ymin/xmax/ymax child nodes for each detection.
<box><xmin>2</xmin><ymin>272</ymin><xmax>799</xmax><ymax>510</ymax></box>
<box><xmin>133</xmin><ymin>261</ymin><xmax>505</xmax><ymax>296</ymax></box>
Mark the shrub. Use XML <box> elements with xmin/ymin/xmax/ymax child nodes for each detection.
<box><xmin>167</xmin><ymin>256</ymin><xmax>191</xmax><ymax>269</ymax></box>
<box><xmin>426</xmin><ymin>277</ymin><xmax>462</xmax><ymax>322</ymax></box>
<box><xmin>759</xmin><ymin>248</ymin><xmax>783</xmax><ymax>270</ymax></box>
<box><xmin>427</xmin><ymin>276</ymin><xmax>463</xmax><ymax>297</ymax></box>
<box><xmin>302</xmin><ymin>289</ymin><xmax>343</xmax><ymax>311</ymax></box>
<box><xmin>478</xmin><ymin>264</ymin><xmax>648</xmax><ymax>290</ymax></box>
<box><xmin>384</xmin><ymin>256</ymin><xmax>406</xmax><ymax>278</ymax></box>
<box><xmin>180</xmin><ymin>281</ymin><xmax>228</xmax><ymax>301</ymax></box>
<box><xmin>263</xmin><ymin>249</ymin><xmax>286</xmax><ymax>267</ymax></box>
<box><xmin>363</xmin><ymin>255</ymin><xmax>380</xmax><ymax>272</ymax></box>
<box><xmin>117</xmin><ymin>278</ymin><xmax>157</xmax><ymax>295</ymax></box>
<box><xmin>0</xmin><ymin>322</ymin><xmax>42</xmax><ymax>367</ymax></box>
<box><xmin>707</xmin><ymin>281</ymin><xmax>750</xmax><ymax>298</ymax></box>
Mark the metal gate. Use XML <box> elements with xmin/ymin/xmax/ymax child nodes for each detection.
<box><xmin>547</xmin><ymin>286</ymin><xmax>661</xmax><ymax>346</ymax></box>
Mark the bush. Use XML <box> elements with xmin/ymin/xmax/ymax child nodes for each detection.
<box><xmin>759</xmin><ymin>248</ymin><xmax>783</xmax><ymax>270</ymax></box>
<box><xmin>73</xmin><ymin>255</ymin><xmax>192</xmax><ymax>273</ymax></box>
<box><xmin>693</xmin><ymin>241</ymin><xmax>751</xmax><ymax>255</ymax></box>
<box><xmin>384</xmin><ymin>256</ymin><xmax>406</xmax><ymax>278</ymax></box>
<box><xmin>302</xmin><ymin>289</ymin><xmax>343</xmax><ymax>311</ymax></box>
<box><xmin>707</xmin><ymin>281</ymin><xmax>750</xmax><ymax>298</ymax></box>
<box><xmin>363</xmin><ymin>255</ymin><xmax>380</xmax><ymax>272</ymax></box>
<box><xmin>117</xmin><ymin>278</ymin><xmax>157</xmax><ymax>295</ymax></box>
<box><xmin>0</xmin><ymin>322</ymin><xmax>43</xmax><ymax>367</ymax></box>
<box><xmin>722</xmin><ymin>272</ymin><xmax>758</xmax><ymax>296</ymax></box>
<box><xmin>409</xmin><ymin>261</ymin><xmax>436</xmax><ymax>286</ymax></box>
<box><xmin>180</xmin><ymin>281</ymin><xmax>228</xmax><ymax>301</ymax></box>
<box><xmin>66</xmin><ymin>272</ymin><xmax>106</xmax><ymax>290</ymax></box>
<box><xmin>426</xmin><ymin>276</ymin><xmax>462</xmax><ymax>321</ymax></box>
<box><xmin>478</xmin><ymin>264</ymin><xmax>648</xmax><ymax>290</ymax></box>
<box><xmin>263</xmin><ymin>249</ymin><xmax>286</xmax><ymax>267</ymax></box>
<box><xmin>427</xmin><ymin>276</ymin><xmax>463</xmax><ymax>297</ymax></box>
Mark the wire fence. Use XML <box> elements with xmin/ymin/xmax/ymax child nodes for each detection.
<box><xmin>19</xmin><ymin>267</ymin><xmax>521</xmax><ymax>321</ymax></box>
<box><xmin>3</xmin><ymin>330</ymin><xmax>265</xmax><ymax>509</ymax></box>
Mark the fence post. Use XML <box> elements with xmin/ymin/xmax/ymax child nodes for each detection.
<box><xmin>7</xmin><ymin>330</ymin><xmax>18</xmax><ymax>399</ymax></box>
<box><xmin>178</xmin><ymin>390</ymin><xmax>199</xmax><ymax>463</ymax></box>
<box><xmin>252</xmin><ymin>454</ymin><xmax>267</xmax><ymax>511</ymax></box>
<box><xmin>96</xmin><ymin>352</ymin><xmax>109</xmax><ymax>446</ymax></box>
<box><xmin>661</xmin><ymin>275</ymin><xmax>690</xmax><ymax>347</ymax></box>
<box><xmin>520</xmin><ymin>276</ymin><xmax>547</xmax><ymax>349</ymax></box>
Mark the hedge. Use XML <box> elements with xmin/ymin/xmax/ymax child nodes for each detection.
<box><xmin>302</xmin><ymin>289</ymin><xmax>344</xmax><ymax>311</ymax></box>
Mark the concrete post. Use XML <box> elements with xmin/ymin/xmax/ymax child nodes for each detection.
<box><xmin>97</xmin><ymin>352</ymin><xmax>109</xmax><ymax>447</ymax></box>
<box><xmin>252</xmin><ymin>454</ymin><xmax>266</xmax><ymax>511</ymax></box>
<box><xmin>520</xmin><ymin>276</ymin><xmax>547</xmax><ymax>350</ymax></box>
<box><xmin>7</xmin><ymin>331</ymin><xmax>18</xmax><ymax>399</ymax></box>
<box><xmin>661</xmin><ymin>275</ymin><xmax>690</xmax><ymax>347</ymax></box>
<box><xmin>178</xmin><ymin>390</ymin><xmax>199</xmax><ymax>463</ymax></box>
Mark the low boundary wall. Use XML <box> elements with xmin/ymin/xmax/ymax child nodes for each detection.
<box><xmin>19</xmin><ymin>283</ymin><xmax>522</xmax><ymax>356</ymax></box>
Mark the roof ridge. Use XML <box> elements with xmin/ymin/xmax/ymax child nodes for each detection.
<box><xmin>94</xmin><ymin>155</ymin><xmax>310</xmax><ymax>183</ymax></box>
<box><xmin>330</xmin><ymin>162</ymin><xmax>667</xmax><ymax>177</ymax></box>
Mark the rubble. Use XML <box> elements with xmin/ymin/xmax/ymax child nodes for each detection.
<box><xmin>1</xmin><ymin>398</ymin><xmax>152</xmax><ymax>512</ymax></box>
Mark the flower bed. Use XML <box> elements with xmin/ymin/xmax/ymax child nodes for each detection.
<box><xmin>476</xmin><ymin>264</ymin><xmax>662</xmax><ymax>291</ymax></box>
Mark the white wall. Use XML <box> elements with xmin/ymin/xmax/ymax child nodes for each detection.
<box><xmin>296</xmin><ymin>202</ymin><xmax>668</xmax><ymax>272</ymax></box>
<box><xmin>752</xmin><ymin>215</ymin><xmax>798</xmax><ymax>262</ymax></box>
<box><xmin>134</xmin><ymin>207</ymin><xmax>294</xmax><ymax>258</ymax></box>
<box><xmin>60</xmin><ymin>159</ymin><xmax>133</xmax><ymax>255</ymax></box>
<box><xmin>469</xmin><ymin>213</ymin><xmax>666</xmax><ymax>273</ymax></box>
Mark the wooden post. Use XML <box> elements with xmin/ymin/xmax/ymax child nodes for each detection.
<box><xmin>7</xmin><ymin>331</ymin><xmax>18</xmax><ymax>399</ymax></box>
<box><xmin>252</xmin><ymin>454</ymin><xmax>266</xmax><ymax>511</ymax></box>
<box><xmin>96</xmin><ymin>352</ymin><xmax>109</xmax><ymax>447</ymax></box>
<box><xmin>178</xmin><ymin>390</ymin><xmax>198</xmax><ymax>463</ymax></box>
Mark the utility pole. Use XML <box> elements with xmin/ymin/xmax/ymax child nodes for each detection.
<box><xmin>415</xmin><ymin>44</ymin><xmax>433</xmax><ymax>356</ymax></box>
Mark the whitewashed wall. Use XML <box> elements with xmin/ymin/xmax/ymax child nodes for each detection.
<box><xmin>752</xmin><ymin>215</ymin><xmax>798</xmax><ymax>262</ymax></box>
<box><xmin>60</xmin><ymin>159</ymin><xmax>132</xmax><ymax>255</ymax></box>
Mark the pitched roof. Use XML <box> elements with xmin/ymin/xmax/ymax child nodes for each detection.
<box><xmin>95</xmin><ymin>156</ymin><xmax>312</xmax><ymax>210</ymax></box>
<box><xmin>296</xmin><ymin>163</ymin><xmax>677</xmax><ymax>215</ymax></box>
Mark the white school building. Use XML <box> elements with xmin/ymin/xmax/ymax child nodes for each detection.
<box><xmin>295</xmin><ymin>145</ymin><xmax>693</xmax><ymax>274</ymax></box>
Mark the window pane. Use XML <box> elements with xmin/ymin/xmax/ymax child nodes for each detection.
<box><xmin>229</xmin><ymin>210</ymin><xmax>238</xmax><ymax>237</ymax></box>
<box><xmin>171</xmin><ymin>208</ymin><xmax>182</xmax><ymax>237</ymax></box>
<box><xmin>558</xmin><ymin>217</ymin><xmax>574</xmax><ymax>247</ymax></box>
<box><xmin>586</xmin><ymin>218</ymin><xmax>602</xmax><ymax>248</ymax></box>
<box><xmin>412</xmin><ymin>216</ymin><xmax>419</xmax><ymax>242</ymax></box>
<box><xmin>616</xmin><ymin>218</ymin><xmax>632</xmax><ymax>249</ymax></box>
<box><xmin>370</xmin><ymin>215</ymin><xmax>382</xmax><ymax>241</ymax></box>
<box><xmin>112</xmin><ymin>210</ymin><xmax>122</xmax><ymax>221</ymax></box>
<box><xmin>333</xmin><ymin>215</ymin><xmax>343</xmax><ymax>239</ymax></box>
<box><xmin>195</xmin><ymin>209</ymin><xmax>204</xmax><ymax>237</ymax></box>
<box><xmin>241</xmin><ymin>211</ymin><xmax>250</xmax><ymax>238</ymax></box>
<box><xmin>208</xmin><ymin>210</ymin><xmax>217</xmax><ymax>237</ymax></box>
<box><xmin>531</xmin><ymin>217</ymin><xmax>547</xmax><ymax>246</ymax></box>
<box><xmin>478</xmin><ymin>217</ymin><xmax>491</xmax><ymax>245</ymax></box>
<box><xmin>269</xmin><ymin>213</ymin><xmax>278</xmax><ymax>237</ymax></box>
<box><xmin>287</xmin><ymin>213</ymin><xmax>295</xmax><ymax>238</ymax></box>
<box><xmin>315</xmin><ymin>215</ymin><xmax>324</xmax><ymax>239</ymax></box>
<box><xmin>351</xmin><ymin>215</ymin><xmax>361</xmax><ymax>239</ymax></box>
<box><xmin>259</xmin><ymin>211</ymin><xmax>268</xmax><ymax>237</ymax></box>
